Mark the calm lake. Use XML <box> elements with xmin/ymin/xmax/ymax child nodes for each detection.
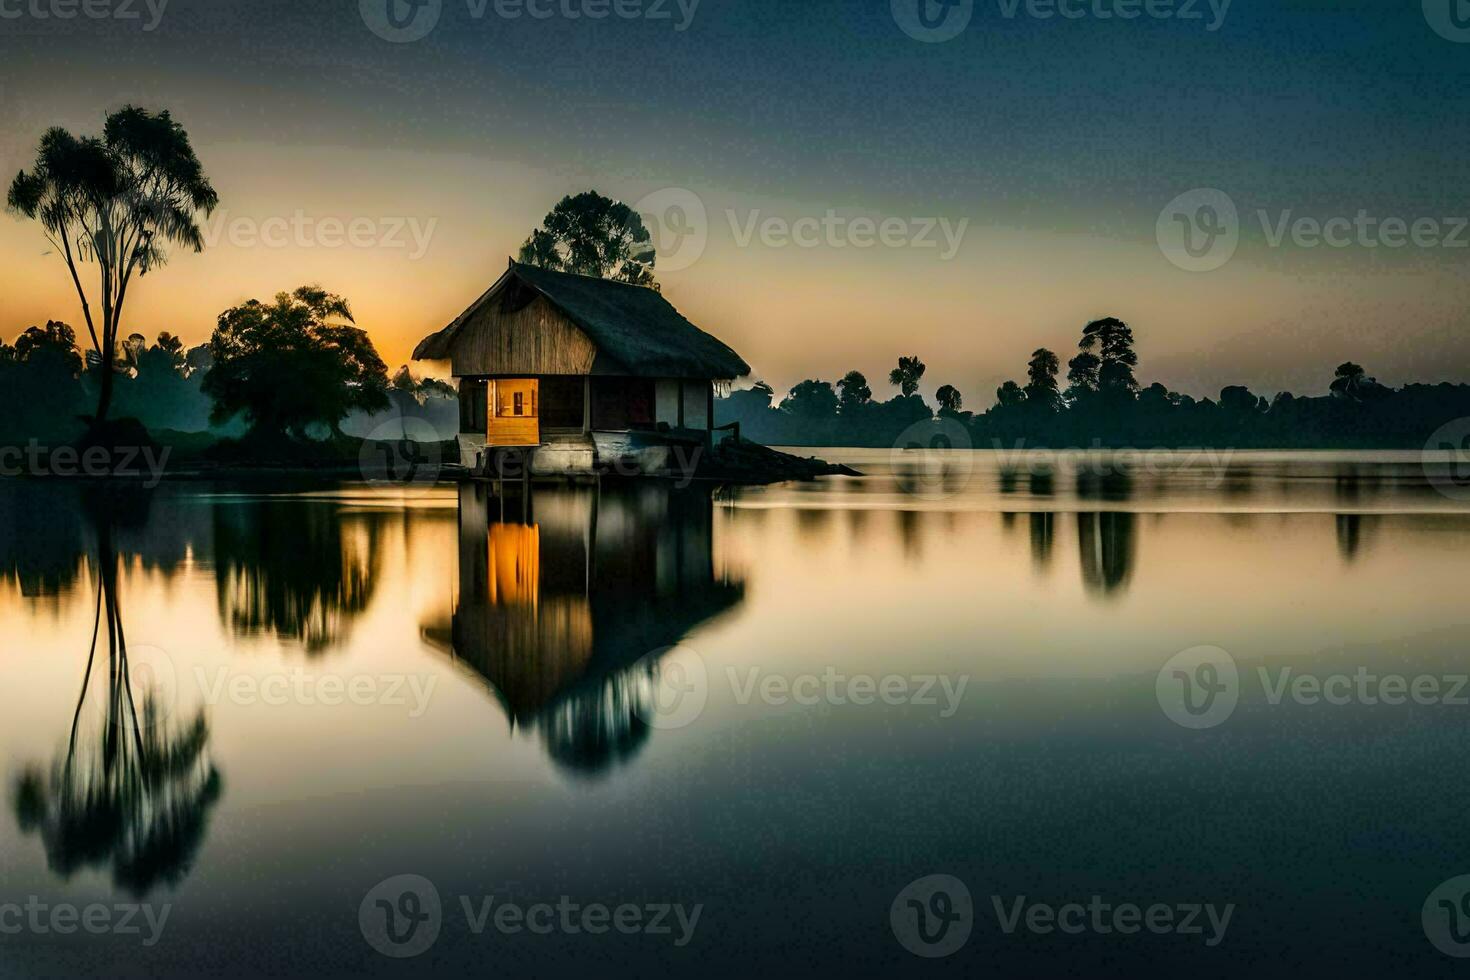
<box><xmin>3</xmin><ymin>450</ymin><xmax>1470</xmax><ymax>977</ymax></box>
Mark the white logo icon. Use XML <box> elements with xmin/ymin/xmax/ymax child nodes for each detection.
<box><xmin>890</xmin><ymin>874</ymin><xmax>974</xmax><ymax>957</ymax></box>
<box><xmin>892</xmin><ymin>0</ymin><xmax>974</xmax><ymax>43</ymax></box>
<box><xmin>361</xmin><ymin>0</ymin><xmax>442</xmax><ymax>43</ymax></box>
<box><xmin>633</xmin><ymin>644</ymin><xmax>708</xmax><ymax>730</ymax></box>
<box><xmin>1157</xmin><ymin>645</ymin><xmax>1239</xmax><ymax>729</ymax></box>
<box><xmin>360</xmin><ymin>874</ymin><xmax>442</xmax><ymax>958</ymax></box>
<box><xmin>1157</xmin><ymin>188</ymin><xmax>1239</xmax><ymax>272</ymax></box>
<box><xmin>634</xmin><ymin>187</ymin><xmax>709</xmax><ymax>274</ymax></box>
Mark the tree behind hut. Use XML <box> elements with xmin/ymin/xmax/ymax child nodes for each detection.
<box><xmin>519</xmin><ymin>190</ymin><xmax>658</xmax><ymax>289</ymax></box>
<box><xmin>6</xmin><ymin>106</ymin><xmax>217</xmax><ymax>437</ymax></box>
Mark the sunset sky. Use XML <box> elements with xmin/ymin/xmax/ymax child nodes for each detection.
<box><xmin>1</xmin><ymin>0</ymin><xmax>1467</xmax><ymax>404</ymax></box>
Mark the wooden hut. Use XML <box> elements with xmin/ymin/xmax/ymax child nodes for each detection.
<box><xmin>413</xmin><ymin>260</ymin><xmax>750</xmax><ymax>476</ymax></box>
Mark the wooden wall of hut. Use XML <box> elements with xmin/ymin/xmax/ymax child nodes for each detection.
<box><xmin>451</xmin><ymin>293</ymin><xmax>598</xmax><ymax>377</ymax></box>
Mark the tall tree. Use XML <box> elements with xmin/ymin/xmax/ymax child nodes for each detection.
<box><xmin>1065</xmin><ymin>350</ymin><xmax>1100</xmax><ymax>405</ymax></box>
<box><xmin>1079</xmin><ymin>316</ymin><xmax>1139</xmax><ymax>397</ymax></box>
<box><xmin>202</xmin><ymin>286</ymin><xmax>390</xmax><ymax>440</ymax></box>
<box><xmin>836</xmin><ymin>370</ymin><xmax>872</xmax><ymax>412</ymax></box>
<box><xmin>518</xmin><ymin>190</ymin><xmax>658</xmax><ymax>289</ymax></box>
<box><xmin>1024</xmin><ymin>347</ymin><xmax>1061</xmax><ymax>413</ymax></box>
<box><xmin>936</xmin><ymin>384</ymin><xmax>964</xmax><ymax>413</ymax></box>
<box><xmin>7</xmin><ymin>106</ymin><xmax>217</xmax><ymax>431</ymax></box>
<box><xmin>889</xmin><ymin>356</ymin><xmax>927</xmax><ymax>397</ymax></box>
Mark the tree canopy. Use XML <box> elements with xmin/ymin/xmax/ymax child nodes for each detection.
<box><xmin>889</xmin><ymin>356</ymin><xmax>926</xmax><ymax>397</ymax></box>
<box><xmin>518</xmin><ymin>190</ymin><xmax>658</xmax><ymax>289</ymax></box>
<box><xmin>201</xmin><ymin>286</ymin><xmax>390</xmax><ymax>440</ymax></box>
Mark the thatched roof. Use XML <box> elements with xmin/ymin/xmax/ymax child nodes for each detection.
<box><xmin>413</xmin><ymin>260</ymin><xmax>751</xmax><ymax>380</ymax></box>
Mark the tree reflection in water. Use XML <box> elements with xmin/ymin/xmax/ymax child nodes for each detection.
<box><xmin>14</xmin><ymin>497</ymin><xmax>221</xmax><ymax>897</ymax></box>
<box><xmin>213</xmin><ymin>499</ymin><xmax>382</xmax><ymax>653</ymax></box>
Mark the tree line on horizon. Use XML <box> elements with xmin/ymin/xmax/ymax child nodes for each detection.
<box><xmin>7</xmin><ymin>104</ymin><xmax>1469</xmax><ymax>458</ymax></box>
<box><xmin>2</xmin><ymin>105</ymin><xmax>452</xmax><ymax>459</ymax></box>
<box><xmin>0</xmin><ymin>315</ymin><xmax>456</xmax><ymax>449</ymax></box>
<box><xmin>716</xmin><ymin>317</ymin><xmax>1470</xmax><ymax>450</ymax></box>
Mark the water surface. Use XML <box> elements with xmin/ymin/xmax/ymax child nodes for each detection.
<box><xmin>3</xmin><ymin>451</ymin><xmax>1470</xmax><ymax>977</ymax></box>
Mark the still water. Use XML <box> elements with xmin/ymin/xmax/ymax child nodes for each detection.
<box><xmin>2</xmin><ymin>451</ymin><xmax>1470</xmax><ymax>977</ymax></box>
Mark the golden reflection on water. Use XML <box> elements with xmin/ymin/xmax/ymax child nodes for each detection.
<box><xmin>2</xmin><ymin>453</ymin><xmax>1470</xmax><ymax>911</ymax></box>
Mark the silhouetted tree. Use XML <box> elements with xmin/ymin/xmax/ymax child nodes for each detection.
<box><xmin>837</xmin><ymin>370</ymin><xmax>872</xmax><ymax>412</ymax></box>
<box><xmin>108</xmin><ymin>331</ymin><xmax>209</xmax><ymax>432</ymax></box>
<box><xmin>1081</xmin><ymin>316</ymin><xmax>1139</xmax><ymax>398</ymax></box>
<box><xmin>202</xmin><ymin>286</ymin><xmax>390</xmax><ymax>440</ymax></box>
<box><xmin>994</xmin><ymin>381</ymin><xmax>1024</xmax><ymax>408</ymax></box>
<box><xmin>1137</xmin><ymin>381</ymin><xmax>1173</xmax><ymax>411</ymax></box>
<box><xmin>889</xmin><ymin>355</ymin><xmax>926</xmax><ymax>397</ymax></box>
<box><xmin>6</xmin><ymin>106</ymin><xmax>218</xmax><ymax>431</ymax></box>
<box><xmin>136</xmin><ymin>332</ymin><xmax>185</xmax><ymax>377</ymax></box>
<box><xmin>14</xmin><ymin>320</ymin><xmax>84</xmax><ymax>376</ymax></box>
<box><xmin>2</xmin><ymin>322</ymin><xmax>87</xmax><ymax>440</ymax></box>
<box><xmin>1220</xmin><ymin>385</ymin><xmax>1264</xmax><ymax>415</ymax></box>
<box><xmin>1065</xmin><ymin>350</ymin><xmax>1100</xmax><ymax>405</ymax></box>
<box><xmin>936</xmin><ymin>384</ymin><xmax>964</xmax><ymax>414</ymax></box>
<box><xmin>184</xmin><ymin>343</ymin><xmax>212</xmax><ymax>376</ymax></box>
<box><xmin>518</xmin><ymin>190</ymin><xmax>657</xmax><ymax>289</ymax></box>
<box><xmin>781</xmin><ymin>379</ymin><xmax>839</xmax><ymax>419</ymax></box>
<box><xmin>1330</xmin><ymin>361</ymin><xmax>1388</xmax><ymax>402</ymax></box>
<box><xmin>1024</xmin><ymin>347</ymin><xmax>1061</xmax><ymax>413</ymax></box>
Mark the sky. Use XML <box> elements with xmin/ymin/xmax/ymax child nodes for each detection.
<box><xmin>0</xmin><ymin>0</ymin><xmax>1467</xmax><ymax>404</ymax></box>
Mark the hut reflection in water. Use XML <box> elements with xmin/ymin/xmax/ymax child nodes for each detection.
<box><xmin>423</xmin><ymin>482</ymin><xmax>744</xmax><ymax>776</ymax></box>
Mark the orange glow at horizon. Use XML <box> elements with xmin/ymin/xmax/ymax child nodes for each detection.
<box><xmin>2</xmin><ymin>144</ymin><xmax>1468</xmax><ymax>402</ymax></box>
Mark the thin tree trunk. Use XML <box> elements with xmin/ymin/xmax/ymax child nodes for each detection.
<box><xmin>95</xmin><ymin>357</ymin><xmax>115</xmax><ymax>427</ymax></box>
